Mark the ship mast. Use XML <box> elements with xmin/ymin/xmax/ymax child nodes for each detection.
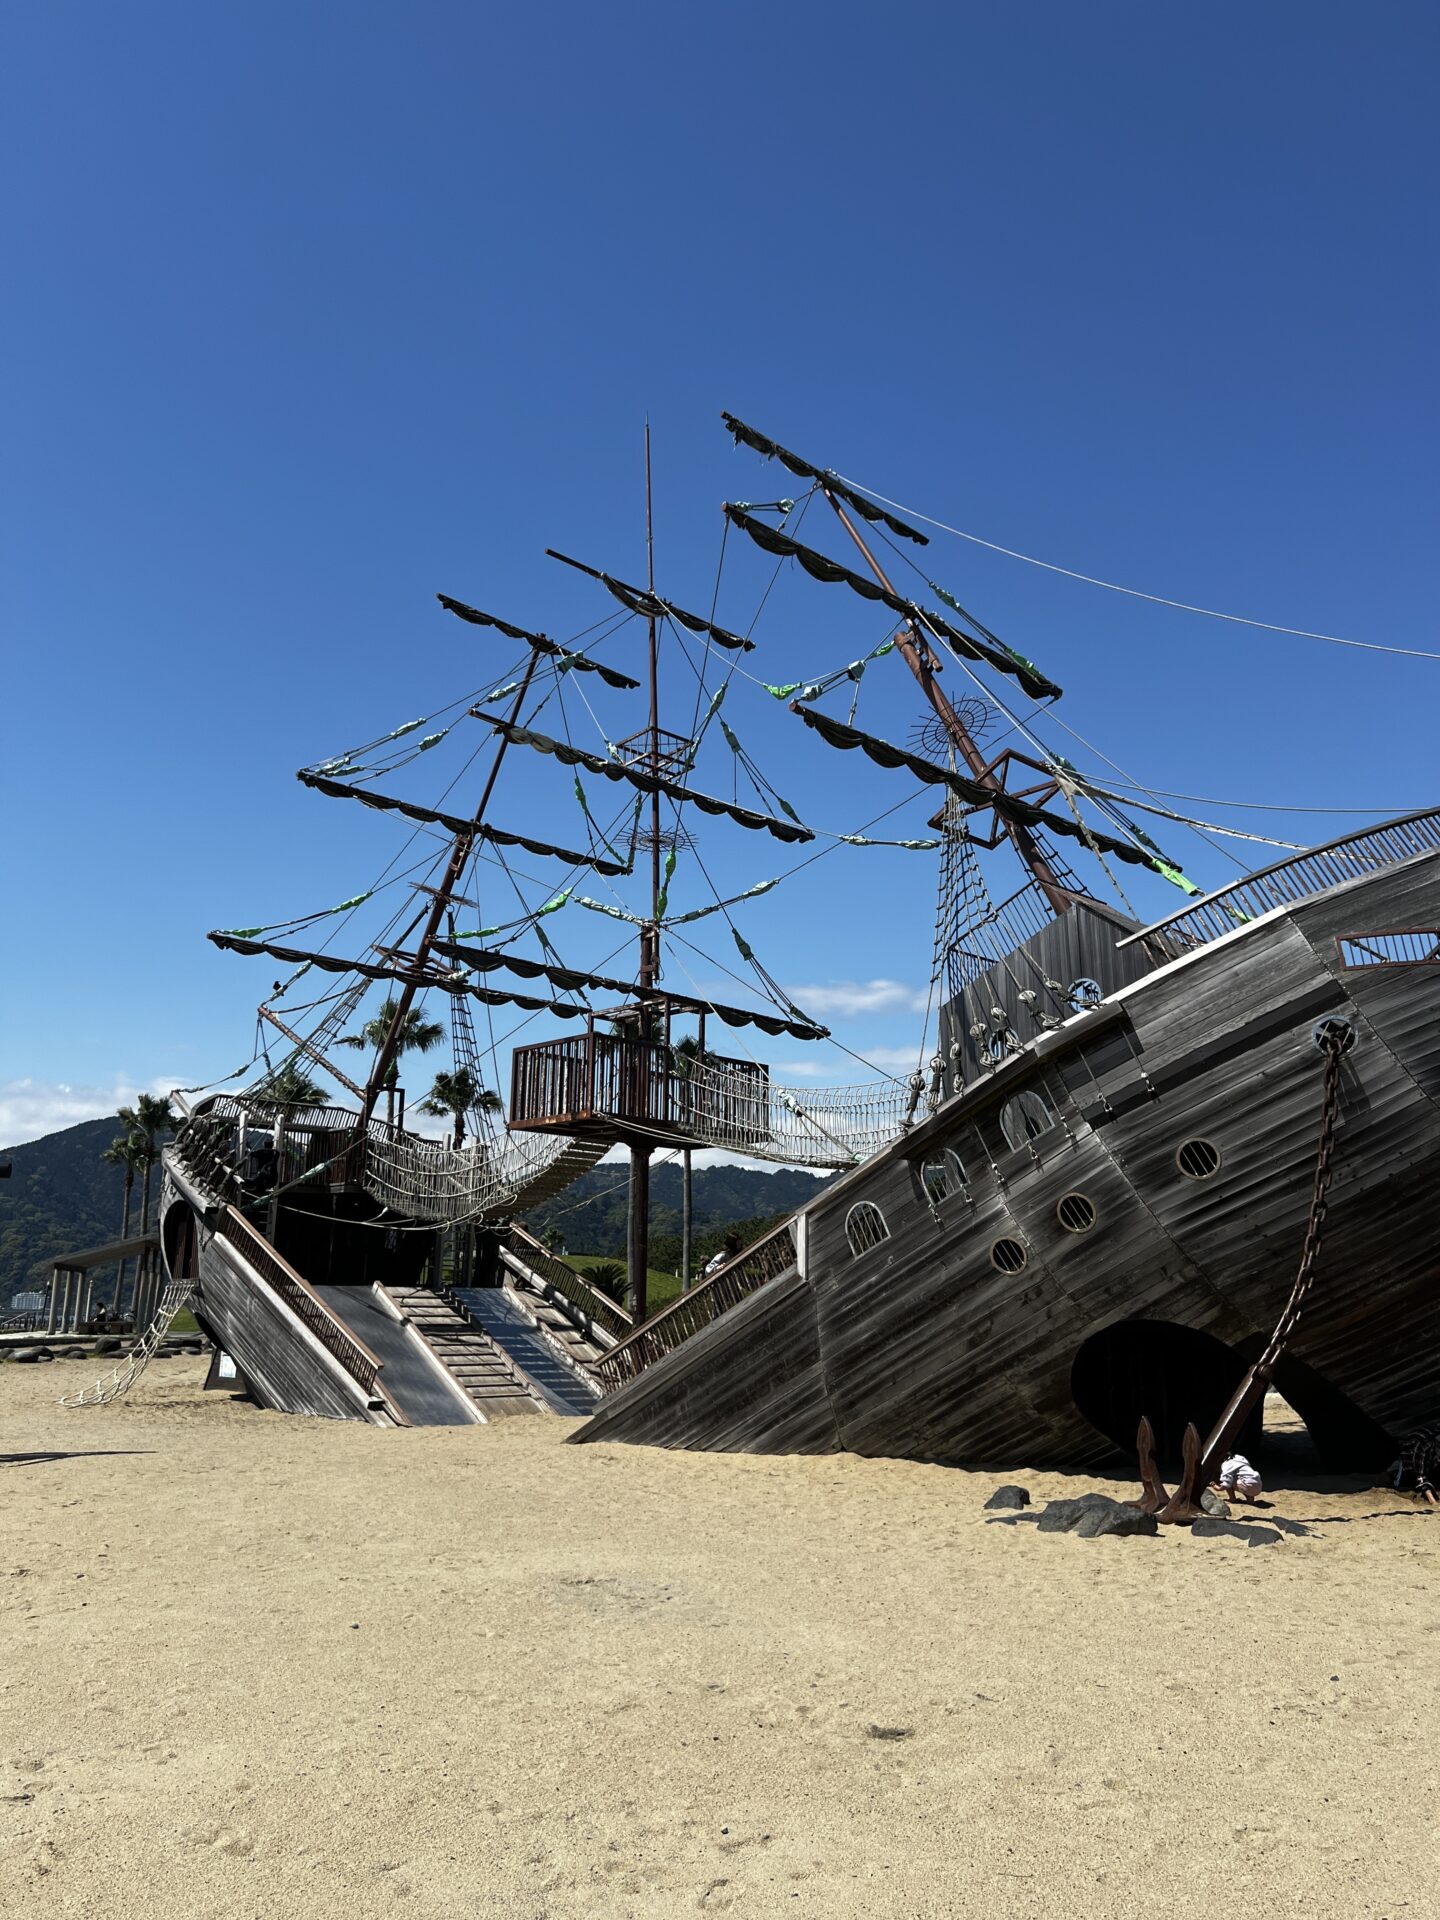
<box><xmin>817</xmin><ymin>486</ymin><xmax>1072</xmax><ymax>919</ymax></box>
<box><xmin>625</xmin><ymin>422</ymin><xmax>662</xmax><ymax>1323</ymax></box>
<box><xmin>360</xmin><ymin>656</ymin><xmax>541</xmax><ymax>1121</ymax></box>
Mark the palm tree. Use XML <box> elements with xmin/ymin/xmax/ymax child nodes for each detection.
<box><xmin>257</xmin><ymin>1060</ymin><xmax>325</xmax><ymax>1107</ymax></box>
<box><xmin>116</xmin><ymin>1091</ymin><xmax>177</xmax><ymax>1235</ymax></box>
<box><xmin>338</xmin><ymin>997</ymin><xmax>444</xmax><ymax>1123</ymax></box>
<box><xmin>102</xmin><ymin>1132</ymin><xmax>147</xmax><ymax>1307</ymax></box>
<box><xmin>416</xmin><ymin>1068</ymin><xmax>502</xmax><ymax>1148</ymax></box>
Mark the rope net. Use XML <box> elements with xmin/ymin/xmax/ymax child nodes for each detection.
<box><xmin>58</xmin><ymin>1276</ymin><xmax>194</xmax><ymax>1409</ymax></box>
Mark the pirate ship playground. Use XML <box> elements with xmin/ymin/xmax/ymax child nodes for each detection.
<box><xmin>64</xmin><ymin>415</ymin><xmax>1440</xmax><ymax>1487</ymax></box>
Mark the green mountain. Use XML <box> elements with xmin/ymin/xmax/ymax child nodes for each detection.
<box><xmin>522</xmin><ymin>1160</ymin><xmax>833</xmax><ymax>1266</ymax></box>
<box><xmin>0</xmin><ymin>1116</ymin><xmax>140</xmax><ymax>1304</ymax></box>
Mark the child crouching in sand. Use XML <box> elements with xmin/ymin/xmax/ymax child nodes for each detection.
<box><xmin>1212</xmin><ymin>1452</ymin><xmax>1262</xmax><ymax>1503</ymax></box>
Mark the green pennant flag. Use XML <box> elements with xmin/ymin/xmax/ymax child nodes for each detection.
<box><xmin>217</xmin><ymin>892</ymin><xmax>373</xmax><ymax>938</ymax></box>
<box><xmin>1154</xmin><ymin>861</ymin><xmax>1203</xmax><ymax>897</ymax></box>
<box><xmin>655</xmin><ymin>848</ymin><xmax>678</xmax><ymax>920</ymax></box>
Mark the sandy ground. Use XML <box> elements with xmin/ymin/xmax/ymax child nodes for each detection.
<box><xmin>3</xmin><ymin>1360</ymin><xmax>1438</xmax><ymax>1920</ymax></box>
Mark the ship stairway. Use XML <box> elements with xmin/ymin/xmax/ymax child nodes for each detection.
<box><xmin>583</xmin><ymin>1216</ymin><xmax>801</xmax><ymax>1397</ymax></box>
<box><xmin>449</xmin><ymin>1286</ymin><xmax>601</xmax><ymax>1416</ymax></box>
<box><xmin>380</xmin><ymin>1286</ymin><xmax>550</xmax><ymax>1418</ymax></box>
<box><xmin>498</xmin><ymin>1223</ymin><xmax>633</xmax><ymax>1365</ymax></box>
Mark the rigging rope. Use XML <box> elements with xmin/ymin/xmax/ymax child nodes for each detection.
<box><xmin>830</xmin><ymin>471</ymin><xmax>1440</xmax><ymax>662</ymax></box>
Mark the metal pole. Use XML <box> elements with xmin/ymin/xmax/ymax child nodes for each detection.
<box><xmin>820</xmin><ymin>488</ymin><xmax>1072</xmax><ymax>918</ymax></box>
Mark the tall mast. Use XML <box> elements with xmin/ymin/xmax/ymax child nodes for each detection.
<box><xmin>625</xmin><ymin>424</ymin><xmax>660</xmax><ymax>1325</ymax></box>
<box><xmin>819</xmin><ymin>487</ymin><xmax>1072</xmax><ymax>918</ymax></box>
<box><xmin>644</xmin><ymin>420</ymin><xmax>662</xmax><ymax>985</ymax></box>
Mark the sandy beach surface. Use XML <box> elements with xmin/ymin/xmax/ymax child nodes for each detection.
<box><xmin>3</xmin><ymin>1359</ymin><xmax>1437</xmax><ymax>1919</ymax></box>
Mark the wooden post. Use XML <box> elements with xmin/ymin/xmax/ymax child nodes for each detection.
<box><xmin>46</xmin><ymin>1270</ymin><xmax>59</xmax><ymax>1334</ymax></box>
<box><xmin>681</xmin><ymin>1150</ymin><xmax>693</xmax><ymax>1293</ymax></box>
<box><xmin>266</xmin><ymin>1114</ymin><xmax>287</xmax><ymax>1249</ymax></box>
<box><xmin>627</xmin><ymin>1144</ymin><xmax>650</xmax><ymax>1324</ymax></box>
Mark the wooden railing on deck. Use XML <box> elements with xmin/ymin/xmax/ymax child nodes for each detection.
<box><xmin>590</xmin><ymin>1219</ymin><xmax>798</xmax><ymax>1391</ymax></box>
<box><xmin>214</xmin><ymin>1207</ymin><xmax>383</xmax><ymax>1398</ymax></box>
<box><xmin>1119</xmin><ymin>808</ymin><xmax>1440</xmax><ymax>955</ymax></box>
<box><xmin>503</xmin><ymin>1223</ymin><xmax>633</xmax><ymax>1346</ymax></box>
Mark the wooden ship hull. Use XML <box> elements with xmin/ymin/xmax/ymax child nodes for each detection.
<box><xmin>575</xmin><ymin>836</ymin><xmax>1440</xmax><ymax>1468</ymax></box>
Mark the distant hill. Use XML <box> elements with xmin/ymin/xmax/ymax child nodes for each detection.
<box><xmin>521</xmin><ymin>1160</ymin><xmax>833</xmax><ymax>1265</ymax></box>
<box><xmin>0</xmin><ymin>1116</ymin><xmax>139</xmax><ymax>1303</ymax></box>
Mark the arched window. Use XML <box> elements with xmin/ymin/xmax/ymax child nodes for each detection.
<box><xmin>1000</xmin><ymin>1088</ymin><xmax>1054</xmax><ymax>1151</ymax></box>
<box><xmin>987</xmin><ymin>1029</ymin><xmax>1019</xmax><ymax>1063</ymax></box>
<box><xmin>845</xmin><ymin>1201</ymin><xmax>890</xmax><ymax>1258</ymax></box>
<box><xmin>920</xmin><ymin>1149</ymin><xmax>968</xmax><ymax>1205</ymax></box>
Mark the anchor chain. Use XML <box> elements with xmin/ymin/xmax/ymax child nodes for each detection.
<box><xmin>1249</xmin><ymin>1021</ymin><xmax>1350</xmax><ymax>1384</ymax></box>
<box><xmin>1137</xmin><ymin>1018</ymin><xmax>1352</xmax><ymax>1521</ymax></box>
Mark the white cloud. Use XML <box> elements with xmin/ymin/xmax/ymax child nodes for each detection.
<box><xmin>775</xmin><ymin>1044</ymin><xmax>921</xmax><ymax>1081</ymax></box>
<box><xmin>782</xmin><ymin>979</ymin><xmax>928</xmax><ymax>1018</ymax></box>
<box><xmin>0</xmin><ymin>1076</ymin><xmax>190</xmax><ymax>1150</ymax></box>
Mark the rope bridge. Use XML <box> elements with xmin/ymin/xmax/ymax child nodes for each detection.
<box><xmin>676</xmin><ymin>1059</ymin><xmax>909</xmax><ymax>1167</ymax></box>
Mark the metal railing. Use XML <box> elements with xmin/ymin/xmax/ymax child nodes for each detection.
<box><xmin>502</xmin><ymin>1224</ymin><xmax>633</xmax><ymax>1347</ymax></box>
<box><xmin>214</xmin><ymin>1207</ymin><xmax>384</xmax><ymax>1399</ymax></box>
<box><xmin>590</xmin><ymin>1218</ymin><xmax>798</xmax><ymax>1391</ymax></box>
<box><xmin>1119</xmin><ymin>808</ymin><xmax>1440</xmax><ymax>955</ymax></box>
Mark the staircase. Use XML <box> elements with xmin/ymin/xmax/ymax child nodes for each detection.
<box><xmin>587</xmin><ymin>1217</ymin><xmax>799</xmax><ymax>1392</ymax></box>
<box><xmin>383</xmin><ymin>1287</ymin><xmax>544</xmax><ymax>1417</ymax></box>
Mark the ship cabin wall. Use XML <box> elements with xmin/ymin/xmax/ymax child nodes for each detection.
<box><xmin>271</xmin><ymin>1189</ymin><xmax>433</xmax><ymax>1293</ymax></box>
<box><xmin>939</xmin><ymin>898</ymin><xmax>1158</xmax><ymax>1094</ymax></box>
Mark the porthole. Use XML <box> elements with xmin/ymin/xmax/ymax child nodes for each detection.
<box><xmin>1068</xmin><ymin>976</ymin><xmax>1104</xmax><ymax>1010</ymax></box>
<box><xmin>1000</xmin><ymin>1089</ymin><xmax>1055</xmax><ymax>1151</ymax></box>
<box><xmin>920</xmin><ymin>1148</ymin><xmax>967</xmax><ymax>1205</ymax></box>
<box><xmin>990</xmin><ymin>1237</ymin><xmax>1029</xmax><ymax>1274</ymax></box>
<box><xmin>1056</xmin><ymin>1192</ymin><xmax>1097</xmax><ymax>1234</ymax></box>
<box><xmin>1176</xmin><ymin>1138</ymin><xmax>1222</xmax><ymax>1181</ymax></box>
<box><xmin>846</xmin><ymin>1200</ymin><xmax>890</xmax><ymax>1257</ymax></box>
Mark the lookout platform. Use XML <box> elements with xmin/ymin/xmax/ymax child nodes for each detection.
<box><xmin>508</xmin><ymin>1029</ymin><xmax>770</xmax><ymax>1150</ymax></box>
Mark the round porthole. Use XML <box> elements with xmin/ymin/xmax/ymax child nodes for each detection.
<box><xmin>1068</xmin><ymin>977</ymin><xmax>1103</xmax><ymax>1010</ymax></box>
<box><xmin>1056</xmin><ymin>1192</ymin><xmax>1097</xmax><ymax>1234</ymax></box>
<box><xmin>1176</xmin><ymin>1138</ymin><xmax>1222</xmax><ymax>1180</ymax></box>
<box><xmin>990</xmin><ymin>1237</ymin><xmax>1029</xmax><ymax>1274</ymax></box>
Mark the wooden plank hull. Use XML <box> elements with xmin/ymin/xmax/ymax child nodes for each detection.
<box><xmin>573</xmin><ymin>850</ymin><xmax>1440</xmax><ymax>1466</ymax></box>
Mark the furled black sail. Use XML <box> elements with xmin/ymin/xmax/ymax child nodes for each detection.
<box><xmin>791</xmin><ymin>705</ymin><xmax>1178</xmax><ymax>874</ymax></box>
<box><xmin>431</xmin><ymin>939</ymin><xmax>828</xmax><ymax>1041</ymax></box>
<box><xmin>470</xmin><ymin>712</ymin><xmax>815</xmax><ymax>844</ymax></box>
<box><xmin>546</xmin><ymin>551</ymin><xmax>756</xmax><ymax>653</ymax></box>
<box><xmin>724</xmin><ymin>506</ymin><xmax>1061</xmax><ymax>702</ymax></box>
<box><xmin>296</xmin><ymin>771</ymin><xmax>633</xmax><ymax>877</ymax></box>
<box><xmin>208</xmin><ymin>932</ymin><xmax>592</xmax><ymax>1019</ymax></box>
<box><xmin>720</xmin><ymin>412</ymin><xmax>930</xmax><ymax>546</ymax></box>
<box><xmin>436</xmin><ymin>594</ymin><xmax>641</xmax><ymax>691</ymax></box>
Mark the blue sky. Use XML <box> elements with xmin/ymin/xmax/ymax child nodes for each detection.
<box><xmin>3</xmin><ymin>3</ymin><xmax>1436</xmax><ymax>1145</ymax></box>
